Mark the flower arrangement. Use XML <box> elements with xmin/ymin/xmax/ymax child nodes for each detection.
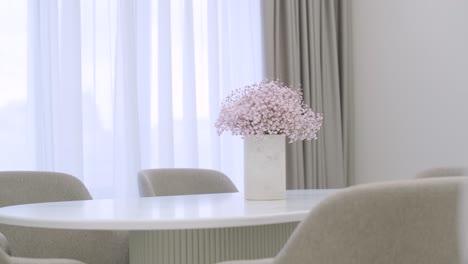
<box><xmin>215</xmin><ymin>80</ymin><xmax>323</xmax><ymax>142</ymax></box>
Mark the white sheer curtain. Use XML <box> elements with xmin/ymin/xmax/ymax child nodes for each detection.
<box><xmin>0</xmin><ymin>0</ymin><xmax>264</xmax><ymax>198</ymax></box>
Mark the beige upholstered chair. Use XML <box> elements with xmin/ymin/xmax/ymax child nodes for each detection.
<box><xmin>1</xmin><ymin>237</ymin><xmax>86</xmax><ymax>264</ymax></box>
<box><xmin>0</xmin><ymin>171</ymin><xmax>128</xmax><ymax>264</ymax></box>
<box><xmin>138</xmin><ymin>168</ymin><xmax>238</xmax><ymax>197</ymax></box>
<box><xmin>218</xmin><ymin>177</ymin><xmax>461</xmax><ymax>264</ymax></box>
<box><xmin>416</xmin><ymin>166</ymin><xmax>468</xmax><ymax>178</ymax></box>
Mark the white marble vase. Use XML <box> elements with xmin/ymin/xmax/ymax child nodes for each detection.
<box><xmin>244</xmin><ymin>134</ymin><xmax>286</xmax><ymax>200</ymax></box>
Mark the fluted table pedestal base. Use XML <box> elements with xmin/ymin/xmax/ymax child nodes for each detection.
<box><xmin>130</xmin><ymin>222</ymin><xmax>298</xmax><ymax>264</ymax></box>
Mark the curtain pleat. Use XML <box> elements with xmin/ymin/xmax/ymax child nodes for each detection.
<box><xmin>28</xmin><ymin>0</ymin><xmax>58</xmax><ymax>171</ymax></box>
<box><xmin>136</xmin><ymin>0</ymin><xmax>152</xmax><ymax>170</ymax></box>
<box><xmin>57</xmin><ymin>0</ymin><xmax>83</xmax><ymax>178</ymax></box>
<box><xmin>113</xmin><ymin>0</ymin><xmax>148</xmax><ymax>197</ymax></box>
<box><xmin>219</xmin><ymin>0</ymin><xmax>235</xmax><ymax>182</ymax></box>
<box><xmin>181</xmin><ymin>0</ymin><xmax>199</xmax><ymax>167</ymax></box>
<box><xmin>156</xmin><ymin>0</ymin><xmax>175</xmax><ymax>168</ymax></box>
<box><xmin>206</xmin><ymin>0</ymin><xmax>221</xmax><ymax>170</ymax></box>
<box><xmin>338</xmin><ymin>0</ymin><xmax>353</xmax><ymax>185</ymax></box>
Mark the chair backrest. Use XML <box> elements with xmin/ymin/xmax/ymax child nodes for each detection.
<box><xmin>416</xmin><ymin>166</ymin><xmax>468</xmax><ymax>178</ymax></box>
<box><xmin>0</xmin><ymin>171</ymin><xmax>92</xmax><ymax>207</ymax></box>
<box><xmin>274</xmin><ymin>177</ymin><xmax>461</xmax><ymax>264</ymax></box>
<box><xmin>0</xmin><ymin>172</ymin><xmax>128</xmax><ymax>264</ymax></box>
<box><xmin>138</xmin><ymin>168</ymin><xmax>238</xmax><ymax>197</ymax></box>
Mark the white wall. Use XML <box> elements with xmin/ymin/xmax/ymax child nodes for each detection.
<box><xmin>351</xmin><ymin>0</ymin><xmax>468</xmax><ymax>184</ymax></box>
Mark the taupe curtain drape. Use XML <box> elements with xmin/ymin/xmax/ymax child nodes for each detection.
<box><xmin>262</xmin><ymin>0</ymin><xmax>351</xmax><ymax>188</ymax></box>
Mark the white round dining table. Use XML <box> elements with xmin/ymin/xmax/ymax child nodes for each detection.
<box><xmin>0</xmin><ymin>189</ymin><xmax>337</xmax><ymax>264</ymax></box>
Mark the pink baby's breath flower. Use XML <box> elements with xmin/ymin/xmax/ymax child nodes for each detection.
<box><xmin>215</xmin><ymin>80</ymin><xmax>323</xmax><ymax>142</ymax></box>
